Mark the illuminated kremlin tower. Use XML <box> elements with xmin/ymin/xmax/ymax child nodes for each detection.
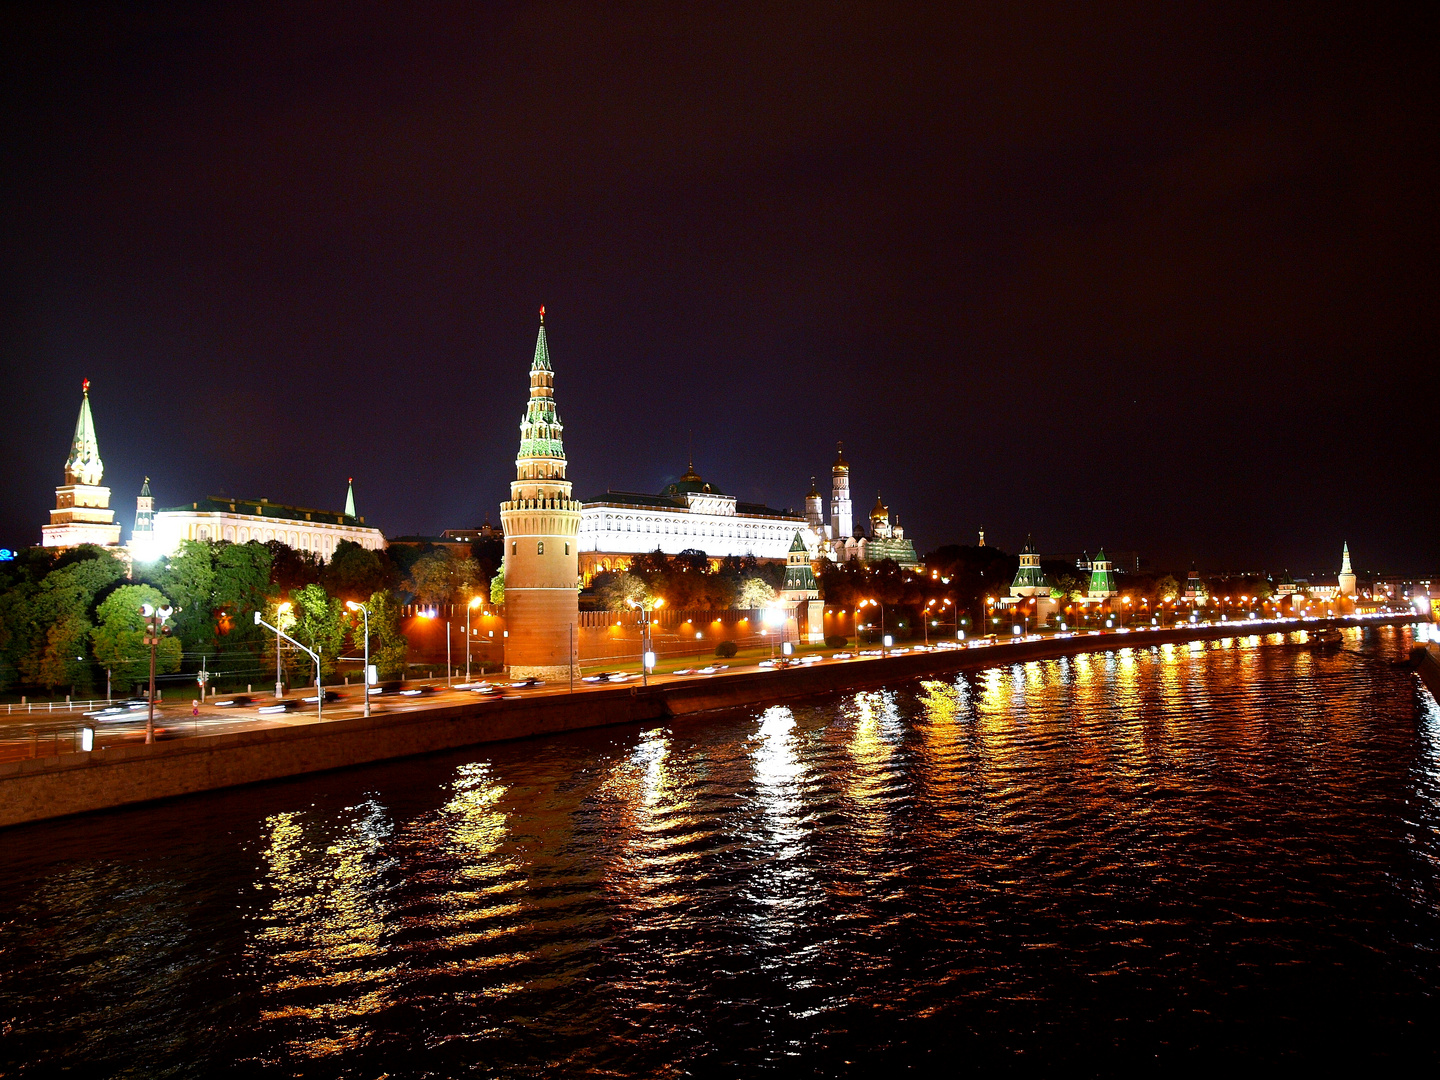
<box><xmin>830</xmin><ymin>442</ymin><xmax>852</xmax><ymax>543</ymax></box>
<box><xmin>1338</xmin><ymin>542</ymin><xmax>1356</xmax><ymax>597</ymax></box>
<box><xmin>42</xmin><ymin>380</ymin><xmax>122</xmax><ymax>549</ymax></box>
<box><xmin>500</xmin><ymin>309</ymin><xmax>581</xmax><ymax>679</ymax></box>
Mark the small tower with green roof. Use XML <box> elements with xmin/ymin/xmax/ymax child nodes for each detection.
<box><xmin>782</xmin><ymin>530</ymin><xmax>824</xmax><ymax>643</ymax></box>
<box><xmin>1010</xmin><ymin>536</ymin><xmax>1051</xmax><ymax>597</ymax></box>
<box><xmin>1087</xmin><ymin>548</ymin><xmax>1118</xmax><ymax>599</ymax></box>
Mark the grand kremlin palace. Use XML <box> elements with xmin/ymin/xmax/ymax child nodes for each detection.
<box><xmin>576</xmin><ymin>463</ymin><xmax>805</xmax><ymax>583</ymax></box>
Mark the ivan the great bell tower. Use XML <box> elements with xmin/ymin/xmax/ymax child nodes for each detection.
<box><xmin>500</xmin><ymin>309</ymin><xmax>581</xmax><ymax>679</ymax></box>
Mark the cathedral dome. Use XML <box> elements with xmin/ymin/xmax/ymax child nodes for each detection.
<box><xmin>870</xmin><ymin>493</ymin><xmax>888</xmax><ymax>520</ymax></box>
<box><xmin>833</xmin><ymin>441</ymin><xmax>849</xmax><ymax>472</ymax></box>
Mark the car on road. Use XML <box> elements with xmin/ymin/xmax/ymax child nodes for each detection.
<box><xmin>258</xmin><ymin>700</ymin><xmax>300</xmax><ymax>714</ymax></box>
<box><xmin>84</xmin><ymin>705</ymin><xmax>142</xmax><ymax>721</ymax></box>
<box><xmin>473</xmin><ymin>685</ymin><xmax>506</xmax><ymax>698</ymax></box>
<box><xmin>368</xmin><ymin>681</ymin><xmax>405</xmax><ymax>696</ymax></box>
<box><xmin>213</xmin><ymin>695</ymin><xmax>254</xmax><ymax>708</ymax></box>
<box><xmin>509</xmin><ymin>677</ymin><xmax>544</xmax><ymax>688</ymax></box>
<box><xmin>399</xmin><ymin>685</ymin><xmax>438</xmax><ymax>696</ymax></box>
<box><xmin>301</xmin><ymin>690</ymin><xmax>344</xmax><ymax>704</ymax></box>
<box><xmin>582</xmin><ymin>672</ymin><xmax>621</xmax><ymax>683</ymax></box>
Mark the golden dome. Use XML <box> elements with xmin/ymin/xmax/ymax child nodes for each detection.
<box><xmin>833</xmin><ymin>440</ymin><xmax>849</xmax><ymax>472</ymax></box>
<box><xmin>870</xmin><ymin>492</ymin><xmax>888</xmax><ymax>519</ymax></box>
<box><xmin>806</xmin><ymin>476</ymin><xmax>821</xmax><ymax>498</ymax></box>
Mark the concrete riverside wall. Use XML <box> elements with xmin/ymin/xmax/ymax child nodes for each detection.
<box><xmin>1414</xmin><ymin>642</ymin><xmax>1440</xmax><ymax>701</ymax></box>
<box><xmin>0</xmin><ymin>615</ymin><xmax>1418</xmax><ymax>830</ymax></box>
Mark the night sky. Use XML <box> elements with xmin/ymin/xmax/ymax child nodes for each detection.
<box><xmin>3</xmin><ymin>3</ymin><xmax>1436</xmax><ymax>574</ymax></box>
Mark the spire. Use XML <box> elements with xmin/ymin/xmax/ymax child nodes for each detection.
<box><xmin>65</xmin><ymin>378</ymin><xmax>104</xmax><ymax>486</ymax></box>
<box><xmin>531</xmin><ymin>306</ymin><xmax>552</xmax><ymax>372</ymax></box>
<box><xmin>345</xmin><ymin>478</ymin><xmax>357</xmax><ymax>519</ymax></box>
<box><xmin>1340</xmin><ymin>541</ymin><xmax>1352</xmax><ymax>575</ymax></box>
<box><xmin>807</xmin><ymin>476</ymin><xmax>821</xmax><ymax>498</ymax></box>
<box><xmin>833</xmin><ymin>441</ymin><xmax>849</xmax><ymax>472</ymax></box>
<box><xmin>139</xmin><ymin>476</ymin><xmax>151</xmax><ymax>497</ymax></box>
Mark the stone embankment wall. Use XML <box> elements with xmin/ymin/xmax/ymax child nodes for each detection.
<box><xmin>0</xmin><ymin>616</ymin><xmax>1418</xmax><ymax>830</ymax></box>
<box><xmin>1413</xmin><ymin>642</ymin><xmax>1440</xmax><ymax>701</ymax></box>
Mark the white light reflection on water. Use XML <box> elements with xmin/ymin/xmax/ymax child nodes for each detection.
<box><xmin>744</xmin><ymin>706</ymin><xmax>823</xmax><ymax>982</ymax></box>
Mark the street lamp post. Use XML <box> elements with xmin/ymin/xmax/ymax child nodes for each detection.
<box><xmin>346</xmin><ymin>601</ymin><xmax>370</xmax><ymax>718</ymax></box>
<box><xmin>139</xmin><ymin>602</ymin><xmax>174</xmax><ymax>745</ymax></box>
<box><xmin>255</xmin><ymin>611</ymin><xmax>323</xmax><ymax>720</ymax></box>
<box><xmin>274</xmin><ymin>600</ymin><xmax>292</xmax><ymax>699</ymax></box>
<box><xmin>466</xmin><ymin>597</ymin><xmax>482</xmax><ymax>682</ymax></box>
<box><xmin>627</xmin><ymin>596</ymin><xmax>663</xmax><ymax>686</ymax></box>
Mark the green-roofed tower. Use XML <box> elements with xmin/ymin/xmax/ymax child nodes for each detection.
<box><xmin>1087</xmin><ymin>548</ymin><xmax>1118</xmax><ymax>598</ymax></box>
<box><xmin>500</xmin><ymin>308</ymin><xmax>581</xmax><ymax>679</ymax></box>
<box><xmin>345</xmin><ymin>478</ymin><xmax>357</xmax><ymax>520</ymax></box>
<box><xmin>1010</xmin><ymin>535</ymin><xmax>1051</xmax><ymax>597</ymax></box>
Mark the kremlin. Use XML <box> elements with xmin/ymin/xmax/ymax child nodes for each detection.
<box><xmin>5</xmin><ymin>311</ymin><xmax>1431</xmax><ymax>693</ymax></box>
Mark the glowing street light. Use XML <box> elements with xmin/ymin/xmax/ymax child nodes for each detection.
<box><xmin>466</xmin><ymin>595</ymin><xmax>483</xmax><ymax>682</ymax></box>
<box><xmin>139</xmin><ymin>601</ymin><xmax>174</xmax><ymax>744</ymax></box>
<box><xmin>627</xmin><ymin>595</ymin><xmax>664</xmax><ymax>685</ymax></box>
<box><xmin>345</xmin><ymin>601</ymin><xmax>371</xmax><ymax>717</ymax></box>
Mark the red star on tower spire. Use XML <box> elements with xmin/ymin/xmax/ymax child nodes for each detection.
<box><xmin>539</xmin><ymin>305</ymin><xmax>545</xmax><ymax>323</ymax></box>
<box><xmin>82</xmin><ymin>378</ymin><xmax>90</xmax><ymax>394</ymax></box>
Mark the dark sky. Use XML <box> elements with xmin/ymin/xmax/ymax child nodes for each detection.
<box><xmin>3</xmin><ymin>2</ymin><xmax>1437</xmax><ymax>575</ymax></box>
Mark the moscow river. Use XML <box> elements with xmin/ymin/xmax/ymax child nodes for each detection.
<box><xmin>2</xmin><ymin>625</ymin><xmax>1438</xmax><ymax>1075</ymax></box>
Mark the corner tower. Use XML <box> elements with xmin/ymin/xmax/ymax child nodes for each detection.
<box><xmin>1338</xmin><ymin>541</ymin><xmax>1356</xmax><ymax>597</ymax></box>
<box><xmin>830</xmin><ymin>442</ymin><xmax>852</xmax><ymax>540</ymax></box>
<box><xmin>42</xmin><ymin>380</ymin><xmax>122</xmax><ymax>549</ymax></box>
<box><xmin>500</xmin><ymin>309</ymin><xmax>581</xmax><ymax>679</ymax></box>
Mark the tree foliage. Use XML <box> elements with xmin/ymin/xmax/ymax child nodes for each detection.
<box><xmin>92</xmin><ymin>584</ymin><xmax>182</xmax><ymax>694</ymax></box>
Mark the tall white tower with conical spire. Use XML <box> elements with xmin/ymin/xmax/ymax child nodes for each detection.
<box><xmin>128</xmin><ymin>476</ymin><xmax>157</xmax><ymax>561</ymax></box>
<box><xmin>43</xmin><ymin>380</ymin><xmax>122</xmax><ymax>549</ymax></box>
<box><xmin>500</xmin><ymin>309</ymin><xmax>581</xmax><ymax>679</ymax></box>
<box><xmin>1338</xmin><ymin>541</ymin><xmax>1356</xmax><ymax>597</ymax></box>
<box><xmin>830</xmin><ymin>442</ymin><xmax>852</xmax><ymax>542</ymax></box>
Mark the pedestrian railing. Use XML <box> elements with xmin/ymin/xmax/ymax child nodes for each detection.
<box><xmin>3</xmin><ymin>698</ymin><xmax>119</xmax><ymax>715</ymax></box>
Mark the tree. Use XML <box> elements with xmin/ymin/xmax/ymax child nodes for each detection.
<box><xmin>322</xmin><ymin>540</ymin><xmax>390</xmax><ymax>600</ymax></box>
<box><xmin>266</xmin><ymin>541</ymin><xmax>322</xmax><ymax>593</ymax></box>
<box><xmin>361</xmin><ymin>589</ymin><xmax>409</xmax><ymax>680</ymax></box>
<box><xmin>17</xmin><ymin>550</ymin><xmax>126</xmax><ymax>692</ymax></box>
<box><xmin>35</xmin><ymin>615</ymin><xmax>93</xmax><ymax>694</ymax></box>
<box><xmin>408</xmin><ymin>552</ymin><xmax>458</xmax><ymax>606</ymax></box>
<box><xmin>1154</xmin><ymin>575</ymin><xmax>1180</xmax><ymax>602</ymax></box>
<box><xmin>738</xmin><ymin>578</ymin><xmax>776</xmax><ymax>609</ymax></box>
<box><xmin>289</xmin><ymin>584</ymin><xmax>346</xmax><ymax>680</ymax></box>
<box><xmin>595</xmin><ymin>571</ymin><xmax>649</xmax><ymax>611</ymax></box>
<box><xmin>156</xmin><ymin>540</ymin><xmax>216</xmax><ymax>654</ymax></box>
<box><xmin>92</xmin><ymin>585</ymin><xmax>182</xmax><ymax>694</ymax></box>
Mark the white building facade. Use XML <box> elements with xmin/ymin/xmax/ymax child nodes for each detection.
<box><xmin>150</xmin><ymin>483</ymin><xmax>382</xmax><ymax>559</ymax></box>
<box><xmin>577</xmin><ymin>463</ymin><xmax>804</xmax><ymax>581</ymax></box>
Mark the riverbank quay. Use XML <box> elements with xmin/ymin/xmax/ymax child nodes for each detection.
<box><xmin>1413</xmin><ymin>641</ymin><xmax>1440</xmax><ymax>701</ymax></box>
<box><xmin>0</xmin><ymin>613</ymin><xmax>1418</xmax><ymax>829</ymax></box>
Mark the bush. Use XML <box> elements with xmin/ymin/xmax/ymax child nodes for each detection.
<box><xmin>714</xmin><ymin>640</ymin><xmax>738</xmax><ymax>658</ymax></box>
<box><xmin>824</xmin><ymin>635</ymin><xmax>848</xmax><ymax>648</ymax></box>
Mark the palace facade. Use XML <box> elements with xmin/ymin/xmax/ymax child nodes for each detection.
<box><xmin>577</xmin><ymin>462</ymin><xmax>805</xmax><ymax>583</ymax></box>
<box><xmin>145</xmin><ymin>481</ymin><xmax>382</xmax><ymax>560</ymax></box>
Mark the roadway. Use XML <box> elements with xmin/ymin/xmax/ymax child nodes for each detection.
<box><xmin>0</xmin><ymin>610</ymin><xmax>1418</xmax><ymax>763</ymax></box>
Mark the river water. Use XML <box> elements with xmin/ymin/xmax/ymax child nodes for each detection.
<box><xmin>2</xmin><ymin>626</ymin><xmax>1438</xmax><ymax>1076</ymax></box>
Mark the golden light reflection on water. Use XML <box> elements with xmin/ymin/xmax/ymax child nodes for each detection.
<box><xmin>249</xmin><ymin>801</ymin><xmax>398</xmax><ymax>1057</ymax></box>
